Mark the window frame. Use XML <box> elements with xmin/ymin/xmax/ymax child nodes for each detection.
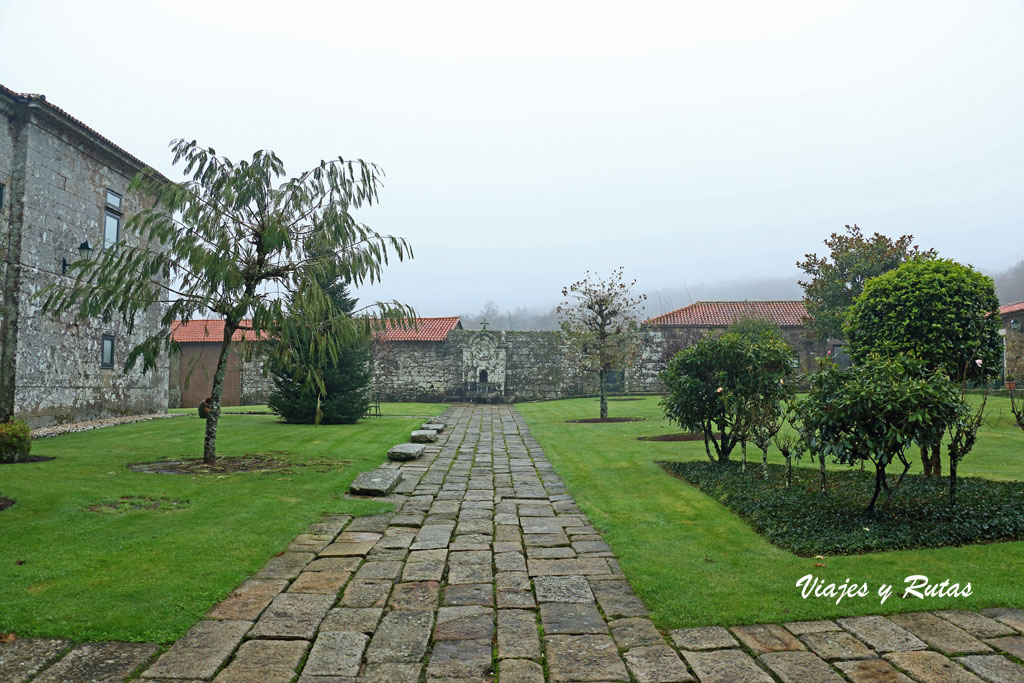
<box><xmin>103</xmin><ymin>189</ymin><xmax>123</xmax><ymax>249</ymax></box>
<box><xmin>101</xmin><ymin>334</ymin><xmax>115</xmax><ymax>369</ymax></box>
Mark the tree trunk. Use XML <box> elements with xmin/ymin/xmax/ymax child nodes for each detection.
<box><xmin>867</xmin><ymin>464</ymin><xmax>885</xmax><ymax>513</ymax></box>
<box><xmin>741</xmin><ymin>440</ymin><xmax>747</xmax><ymax>472</ymax></box>
<box><xmin>949</xmin><ymin>457</ymin><xmax>958</xmax><ymax>507</ymax></box>
<box><xmin>702</xmin><ymin>425</ymin><xmax>715</xmax><ymax>464</ymax></box>
<box><xmin>930</xmin><ymin>443</ymin><xmax>942</xmax><ymax>478</ymax></box>
<box><xmin>818</xmin><ymin>453</ymin><xmax>827</xmax><ymax>495</ymax></box>
<box><xmin>881</xmin><ymin>457</ymin><xmax>912</xmax><ymax>513</ymax></box>
<box><xmin>599</xmin><ymin>367</ymin><xmax>608</xmax><ymax>419</ymax></box>
<box><xmin>920</xmin><ymin>444</ymin><xmax>930</xmax><ymax>477</ymax></box>
<box><xmin>203</xmin><ymin>321</ymin><xmax>235</xmax><ymax>464</ymax></box>
<box><xmin>785</xmin><ymin>455</ymin><xmax>792</xmax><ymax>488</ymax></box>
<box><xmin>762</xmin><ymin>446</ymin><xmax>769</xmax><ymax>479</ymax></box>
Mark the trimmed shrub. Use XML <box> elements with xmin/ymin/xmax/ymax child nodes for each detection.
<box><xmin>0</xmin><ymin>418</ymin><xmax>31</xmax><ymax>463</ymax></box>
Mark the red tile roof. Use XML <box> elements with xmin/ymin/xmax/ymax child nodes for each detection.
<box><xmin>646</xmin><ymin>301</ymin><xmax>808</xmax><ymax>327</ymax></box>
<box><xmin>374</xmin><ymin>317</ymin><xmax>462</xmax><ymax>342</ymax></box>
<box><xmin>171</xmin><ymin>320</ymin><xmax>262</xmax><ymax>343</ymax></box>
<box><xmin>0</xmin><ymin>82</ymin><xmax>167</xmax><ymax>182</ymax></box>
<box><xmin>1000</xmin><ymin>301</ymin><xmax>1024</xmax><ymax>317</ymax></box>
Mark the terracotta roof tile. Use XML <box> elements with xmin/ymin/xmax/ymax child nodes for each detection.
<box><xmin>171</xmin><ymin>320</ymin><xmax>262</xmax><ymax>343</ymax></box>
<box><xmin>999</xmin><ymin>301</ymin><xmax>1024</xmax><ymax>316</ymax></box>
<box><xmin>646</xmin><ymin>300</ymin><xmax>808</xmax><ymax>327</ymax></box>
<box><xmin>374</xmin><ymin>317</ymin><xmax>462</xmax><ymax>342</ymax></box>
<box><xmin>0</xmin><ymin>82</ymin><xmax>167</xmax><ymax>181</ymax></box>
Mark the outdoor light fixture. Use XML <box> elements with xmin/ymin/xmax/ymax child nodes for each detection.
<box><xmin>78</xmin><ymin>240</ymin><xmax>93</xmax><ymax>261</ymax></box>
<box><xmin>1012</xmin><ymin>319</ymin><xmax>1021</xmax><ymax>332</ymax></box>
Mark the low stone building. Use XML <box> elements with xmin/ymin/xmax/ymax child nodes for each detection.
<box><xmin>639</xmin><ymin>301</ymin><xmax>831</xmax><ymax>385</ymax></box>
<box><xmin>168</xmin><ymin>320</ymin><xmax>271</xmax><ymax>408</ymax></box>
<box><xmin>0</xmin><ymin>84</ymin><xmax>168</xmax><ymax>427</ymax></box>
<box><xmin>998</xmin><ymin>301</ymin><xmax>1024</xmax><ymax>383</ymax></box>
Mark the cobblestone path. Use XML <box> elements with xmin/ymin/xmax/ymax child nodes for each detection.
<box><xmin>4</xmin><ymin>403</ymin><xmax>1024</xmax><ymax>681</ymax></box>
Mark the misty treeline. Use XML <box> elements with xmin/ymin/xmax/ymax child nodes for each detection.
<box><xmin>458</xmin><ymin>264</ymin><xmax>1024</xmax><ymax>332</ymax></box>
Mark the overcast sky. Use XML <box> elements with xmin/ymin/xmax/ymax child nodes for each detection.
<box><xmin>3</xmin><ymin>1</ymin><xmax>1022</xmax><ymax>316</ymax></box>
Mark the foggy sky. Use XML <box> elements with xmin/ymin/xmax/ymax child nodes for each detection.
<box><xmin>3</xmin><ymin>1</ymin><xmax>1022</xmax><ymax>317</ymax></box>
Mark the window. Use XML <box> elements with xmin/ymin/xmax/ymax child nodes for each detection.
<box><xmin>0</xmin><ymin>183</ymin><xmax>5</xmax><ymax>211</ymax></box>
<box><xmin>101</xmin><ymin>335</ymin><xmax>114</xmax><ymax>369</ymax></box>
<box><xmin>479</xmin><ymin>369</ymin><xmax>488</xmax><ymax>383</ymax></box>
<box><xmin>104</xmin><ymin>189</ymin><xmax>122</xmax><ymax>248</ymax></box>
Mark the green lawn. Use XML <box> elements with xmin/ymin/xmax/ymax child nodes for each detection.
<box><xmin>169</xmin><ymin>401</ymin><xmax>446</xmax><ymax>417</ymax></box>
<box><xmin>517</xmin><ymin>395</ymin><xmax>1024</xmax><ymax>630</ymax></box>
<box><xmin>0</xmin><ymin>406</ymin><xmax>442</xmax><ymax>643</ymax></box>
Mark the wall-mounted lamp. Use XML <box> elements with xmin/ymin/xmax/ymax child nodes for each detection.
<box><xmin>61</xmin><ymin>240</ymin><xmax>94</xmax><ymax>275</ymax></box>
<box><xmin>1012</xmin><ymin>319</ymin><xmax>1020</xmax><ymax>332</ymax></box>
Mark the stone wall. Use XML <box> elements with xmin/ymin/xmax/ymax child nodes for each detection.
<box><xmin>1</xmin><ymin>94</ymin><xmax>168</xmax><ymax>427</ymax></box>
<box><xmin>372</xmin><ymin>325</ymin><xmax>826</xmax><ymax>403</ymax></box>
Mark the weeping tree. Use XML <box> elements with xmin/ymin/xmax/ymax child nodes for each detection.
<box><xmin>557</xmin><ymin>268</ymin><xmax>646</xmax><ymax>419</ymax></box>
<box><xmin>43</xmin><ymin>139</ymin><xmax>414</xmax><ymax>463</ymax></box>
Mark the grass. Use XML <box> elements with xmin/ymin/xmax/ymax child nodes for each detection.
<box><xmin>0</xmin><ymin>406</ymin><xmax>443</xmax><ymax>643</ymax></box>
<box><xmin>517</xmin><ymin>395</ymin><xmax>1024</xmax><ymax>630</ymax></box>
<box><xmin>168</xmin><ymin>401</ymin><xmax>446</xmax><ymax>417</ymax></box>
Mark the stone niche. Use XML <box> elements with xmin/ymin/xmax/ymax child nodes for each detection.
<box><xmin>462</xmin><ymin>330</ymin><xmax>507</xmax><ymax>402</ymax></box>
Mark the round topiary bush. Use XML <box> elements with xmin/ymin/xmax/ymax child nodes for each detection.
<box><xmin>0</xmin><ymin>418</ymin><xmax>31</xmax><ymax>464</ymax></box>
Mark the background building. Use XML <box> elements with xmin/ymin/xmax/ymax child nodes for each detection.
<box><xmin>0</xmin><ymin>84</ymin><xmax>168</xmax><ymax>427</ymax></box>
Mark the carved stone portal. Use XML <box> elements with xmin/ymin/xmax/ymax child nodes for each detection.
<box><xmin>463</xmin><ymin>331</ymin><xmax>506</xmax><ymax>401</ymax></box>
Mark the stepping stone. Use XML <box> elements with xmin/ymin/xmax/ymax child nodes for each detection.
<box><xmin>838</xmin><ymin>615</ymin><xmax>927</xmax><ymax>652</ymax></box>
<box><xmin>834</xmin><ymin>658</ymin><xmax>914</xmax><ymax>683</ymax></box>
<box><xmin>410</xmin><ymin>429</ymin><xmax>438</xmax><ymax>443</ymax></box>
<box><xmin>0</xmin><ymin>639</ymin><xmax>73</xmax><ymax>682</ymax></box>
<box><xmin>214</xmin><ymin>639</ymin><xmax>309</xmax><ymax>682</ymax></box>
<box><xmin>31</xmin><ymin>642</ymin><xmax>157</xmax><ymax>683</ymax></box>
<box><xmin>682</xmin><ymin>649</ymin><xmax>773</xmax><ymax>683</ymax></box>
<box><xmin>884</xmin><ymin>650</ymin><xmax>984</xmax><ymax>682</ymax></box>
<box><xmin>759</xmin><ymin>651</ymin><xmax>845</xmax><ymax>682</ymax></box>
<box><xmin>784</xmin><ymin>619</ymin><xmax>841</xmax><ymax>635</ymax></box>
<box><xmin>388</xmin><ymin>443</ymin><xmax>426</xmax><ymax>462</ymax></box>
<box><xmin>980</xmin><ymin>608</ymin><xmax>1024</xmax><ymax>633</ymax></box>
<box><xmin>421</xmin><ymin>422</ymin><xmax>446</xmax><ymax>432</ymax></box>
<box><xmin>985</xmin><ymin>636</ymin><xmax>1024</xmax><ymax>659</ymax></box>
<box><xmin>349</xmin><ymin>468</ymin><xmax>402</xmax><ymax>496</ymax></box>
<box><xmin>957</xmin><ymin>654</ymin><xmax>1024</xmax><ymax>682</ymax></box>
<box><xmin>546</xmin><ymin>634</ymin><xmax>629</xmax><ymax>681</ymax></box>
<box><xmin>142</xmin><ymin>620</ymin><xmax>251</xmax><ymax>679</ymax></box>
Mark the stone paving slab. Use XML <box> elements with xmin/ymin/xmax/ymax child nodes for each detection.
<box><xmin>142</xmin><ymin>620</ymin><xmax>251</xmax><ymax>679</ymax></box>
<box><xmin>349</xmin><ymin>468</ymin><xmax>402</xmax><ymax>495</ymax></box>
<box><xmin>0</xmin><ymin>638</ymin><xmax>72</xmax><ymax>682</ymax></box>
<box><xmin>884</xmin><ymin>650</ymin><xmax>984</xmax><ymax>682</ymax></box>
<box><xmin>388</xmin><ymin>443</ymin><xmax>426</xmax><ymax>461</ymax></box>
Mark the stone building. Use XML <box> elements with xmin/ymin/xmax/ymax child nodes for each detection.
<box><xmin>168</xmin><ymin>320</ymin><xmax>272</xmax><ymax>409</ymax></box>
<box><xmin>639</xmin><ymin>300</ymin><xmax>830</xmax><ymax>384</ymax></box>
<box><xmin>0</xmin><ymin>84</ymin><xmax>168</xmax><ymax>427</ymax></box>
<box><xmin>999</xmin><ymin>301</ymin><xmax>1024</xmax><ymax>383</ymax></box>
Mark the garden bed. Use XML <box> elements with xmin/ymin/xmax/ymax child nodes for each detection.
<box><xmin>660</xmin><ymin>460</ymin><xmax>1024</xmax><ymax>556</ymax></box>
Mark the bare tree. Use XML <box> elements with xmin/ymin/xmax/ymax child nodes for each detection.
<box><xmin>557</xmin><ymin>268</ymin><xmax>646</xmax><ymax>419</ymax></box>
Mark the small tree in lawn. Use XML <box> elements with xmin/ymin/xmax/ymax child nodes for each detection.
<box><xmin>43</xmin><ymin>139</ymin><xmax>413</xmax><ymax>463</ymax></box>
<box><xmin>796</xmin><ymin>355</ymin><xmax>962</xmax><ymax>513</ymax></box>
<box><xmin>268</xmin><ymin>279</ymin><xmax>372</xmax><ymax>425</ymax></box>
<box><xmin>557</xmin><ymin>268</ymin><xmax>646</xmax><ymax>419</ymax></box>
<box><xmin>660</xmin><ymin>329</ymin><xmax>794</xmax><ymax>464</ymax></box>
<box><xmin>845</xmin><ymin>258</ymin><xmax>1001</xmax><ymax>502</ymax></box>
<box><xmin>797</xmin><ymin>225</ymin><xmax>934</xmax><ymax>340</ymax></box>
